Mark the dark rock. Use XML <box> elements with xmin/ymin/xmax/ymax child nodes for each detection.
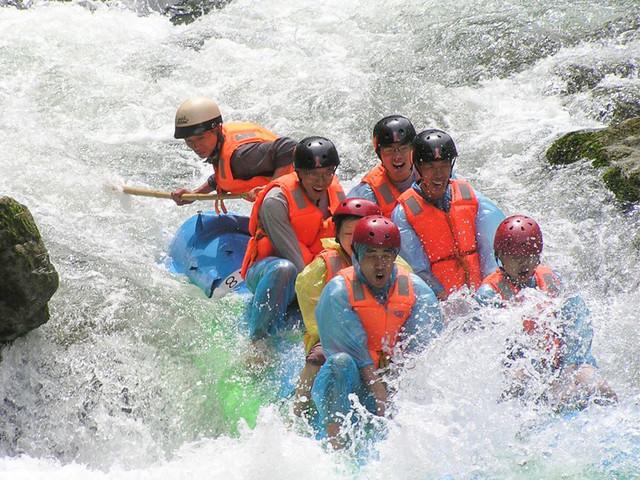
<box><xmin>593</xmin><ymin>85</ymin><xmax>640</xmax><ymax>125</ymax></box>
<box><xmin>0</xmin><ymin>197</ymin><xmax>59</xmax><ymax>343</ymax></box>
<box><xmin>545</xmin><ymin>118</ymin><xmax>640</xmax><ymax>202</ymax></box>
<box><xmin>164</xmin><ymin>0</ymin><xmax>232</xmax><ymax>25</ymax></box>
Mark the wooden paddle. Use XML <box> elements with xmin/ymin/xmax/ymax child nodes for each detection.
<box><xmin>121</xmin><ymin>186</ymin><xmax>246</xmax><ymax>201</ymax></box>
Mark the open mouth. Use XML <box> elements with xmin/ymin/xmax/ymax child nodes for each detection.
<box><xmin>392</xmin><ymin>162</ymin><xmax>406</xmax><ymax>170</ymax></box>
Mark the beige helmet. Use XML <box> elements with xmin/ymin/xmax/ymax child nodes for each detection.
<box><xmin>174</xmin><ymin>97</ymin><xmax>223</xmax><ymax>139</ymax></box>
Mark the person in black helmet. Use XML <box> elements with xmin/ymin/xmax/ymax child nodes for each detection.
<box><xmin>239</xmin><ymin>136</ymin><xmax>346</xmax><ymax>342</ymax></box>
<box><xmin>348</xmin><ymin>115</ymin><xmax>418</xmax><ymax>217</ymax></box>
<box><xmin>392</xmin><ymin>129</ymin><xmax>505</xmax><ymax>301</ymax></box>
<box><xmin>171</xmin><ymin>97</ymin><xmax>296</xmax><ymax>213</ymax></box>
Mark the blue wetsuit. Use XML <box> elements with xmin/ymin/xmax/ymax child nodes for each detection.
<box><xmin>391</xmin><ymin>182</ymin><xmax>505</xmax><ymax>297</ymax></box>
<box><xmin>311</xmin><ymin>261</ymin><xmax>443</xmax><ymax>425</ymax></box>
<box><xmin>475</xmin><ymin>273</ymin><xmax>596</xmax><ymax>369</ymax></box>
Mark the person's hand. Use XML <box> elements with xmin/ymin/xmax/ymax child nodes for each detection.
<box><xmin>378</xmin><ymin>353</ymin><xmax>392</xmax><ymax>370</ymax></box>
<box><xmin>214</xmin><ymin>187</ymin><xmax>228</xmax><ymax>214</ymax></box>
<box><xmin>214</xmin><ymin>197</ymin><xmax>228</xmax><ymax>214</ymax></box>
<box><xmin>375</xmin><ymin>390</ymin><xmax>387</xmax><ymax>417</ymax></box>
<box><xmin>243</xmin><ymin>186</ymin><xmax>264</xmax><ymax>202</ymax></box>
<box><xmin>436</xmin><ymin>290</ymin><xmax>449</xmax><ymax>301</ymax></box>
<box><xmin>171</xmin><ymin>188</ymin><xmax>194</xmax><ymax>206</ymax></box>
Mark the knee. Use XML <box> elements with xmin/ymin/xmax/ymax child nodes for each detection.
<box><xmin>265</xmin><ymin>258</ymin><xmax>298</xmax><ymax>285</ymax></box>
<box><xmin>325</xmin><ymin>352</ymin><xmax>358</xmax><ymax>377</ymax></box>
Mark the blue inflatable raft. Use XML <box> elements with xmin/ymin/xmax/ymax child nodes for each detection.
<box><xmin>168</xmin><ymin>211</ymin><xmax>251</xmax><ymax>298</ymax></box>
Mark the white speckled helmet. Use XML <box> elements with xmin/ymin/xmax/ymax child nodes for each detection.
<box><xmin>174</xmin><ymin>97</ymin><xmax>223</xmax><ymax>139</ymax></box>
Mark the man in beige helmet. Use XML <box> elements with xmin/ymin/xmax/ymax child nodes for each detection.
<box><xmin>171</xmin><ymin>97</ymin><xmax>296</xmax><ymax>213</ymax></box>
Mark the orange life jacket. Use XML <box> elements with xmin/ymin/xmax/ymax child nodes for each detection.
<box><xmin>340</xmin><ymin>266</ymin><xmax>415</xmax><ymax>368</ymax></box>
<box><xmin>240</xmin><ymin>172</ymin><xmax>345</xmax><ymax>277</ymax></box>
<box><xmin>361</xmin><ymin>164</ymin><xmax>403</xmax><ymax>217</ymax></box>
<box><xmin>215</xmin><ymin>122</ymin><xmax>293</xmax><ymax>194</ymax></box>
<box><xmin>482</xmin><ymin>265</ymin><xmax>562</xmax><ymax>369</ymax></box>
<box><xmin>318</xmin><ymin>248</ymin><xmax>351</xmax><ymax>281</ymax></box>
<box><xmin>481</xmin><ymin>265</ymin><xmax>561</xmax><ymax>301</ymax></box>
<box><xmin>398</xmin><ymin>179</ymin><xmax>482</xmax><ymax>294</ymax></box>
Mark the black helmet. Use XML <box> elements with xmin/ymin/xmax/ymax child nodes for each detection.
<box><xmin>372</xmin><ymin>115</ymin><xmax>416</xmax><ymax>158</ymax></box>
<box><xmin>412</xmin><ymin>129</ymin><xmax>458</xmax><ymax>164</ymax></box>
<box><xmin>294</xmin><ymin>136</ymin><xmax>341</xmax><ymax>170</ymax></box>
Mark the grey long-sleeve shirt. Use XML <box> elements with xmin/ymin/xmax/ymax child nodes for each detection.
<box><xmin>259</xmin><ymin>187</ymin><xmax>331</xmax><ymax>273</ymax></box>
<box><xmin>209</xmin><ymin>137</ymin><xmax>296</xmax><ymax>185</ymax></box>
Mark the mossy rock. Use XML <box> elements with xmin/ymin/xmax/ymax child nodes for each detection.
<box><xmin>545</xmin><ymin>118</ymin><xmax>640</xmax><ymax>202</ymax></box>
<box><xmin>0</xmin><ymin>197</ymin><xmax>59</xmax><ymax>343</ymax></box>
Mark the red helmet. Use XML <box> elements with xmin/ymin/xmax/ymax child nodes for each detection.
<box><xmin>352</xmin><ymin>215</ymin><xmax>401</xmax><ymax>249</ymax></box>
<box><xmin>333</xmin><ymin>198</ymin><xmax>381</xmax><ymax>223</ymax></box>
<box><xmin>494</xmin><ymin>215</ymin><xmax>543</xmax><ymax>257</ymax></box>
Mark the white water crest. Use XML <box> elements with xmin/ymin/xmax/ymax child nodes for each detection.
<box><xmin>1</xmin><ymin>0</ymin><xmax>639</xmax><ymax>478</ymax></box>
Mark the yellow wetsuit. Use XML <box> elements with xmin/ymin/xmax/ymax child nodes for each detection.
<box><xmin>295</xmin><ymin>238</ymin><xmax>412</xmax><ymax>354</ymax></box>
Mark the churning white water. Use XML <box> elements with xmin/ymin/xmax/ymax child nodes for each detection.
<box><xmin>1</xmin><ymin>0</ymin><xmax>639</xmax><ymax>478</ymax></box>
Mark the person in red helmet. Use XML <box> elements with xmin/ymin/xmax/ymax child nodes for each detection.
<box><xmin>348</xmin><ymin>115</ymin><xmax>418</xmax><ymax>217</ymax></box>
<box><xmin>310</xmin><ymin>215</ymin><xmax>443</xmax><ymax>448</ymax></box>
<box><xmin>476</xmin><ymin>215</ymin><xmax>616</xmax><ymax>411</ymax></box>
<box><xmin>171</xmin><ymin>97</ymin><xmax>296</xmax><ymax>212</ymax></box>
<box><xmin>293</xmin><ymin>199</ymin><xmax>411</xmax><ymax>416</ymax></box>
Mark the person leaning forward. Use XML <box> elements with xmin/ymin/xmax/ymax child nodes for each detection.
<box><xmin>311</xmin><ymin>215</ymin><xmax>443</xmax><ymax>449</ymax></box>
<box><xmin>392</xmin><ymin>129</ymin><xmax>505</xmax><ymax>301</ymax></box>
<box><xmin>292</xmin><ymin>198</ymin><xmax>411</xmax><ymax>416</ymax></box>
<box><xmin>475</xmin><ymin>215</ymin><xmax>617</xmax><ymax>410</ymax></box>
<box><xmin>239</xmin><ymin>136</ymin><xmax>345</xmax><ymax>342</ymax></box>
<box><xmin>171</xmin><ymin>97</ymin><xmax>296</xmax><ymax>212</ymax></box>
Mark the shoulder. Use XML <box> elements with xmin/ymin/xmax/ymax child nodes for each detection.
<box><xmin>408</xmin><ymin>273</ymin><xmax>438</xmax><ymax>303</ymax></box>
<box><xmin>263</xmin><ymin>187</ymin><xmax>288</xmax><ymax>205</ymax></box>
<box><xmin>348</xmin><ymin>182</ymin><xmax>374</xmax><ymax>198</ymax></box>
<box><xmin>318</xmin><ymin>275</ymin><xmax>349</xmax><ymax>307</ymax></box>
<box><xmin>475</xmin><ymin>284</ymin><xmax>501</xmax><ymax>307</ymax></box>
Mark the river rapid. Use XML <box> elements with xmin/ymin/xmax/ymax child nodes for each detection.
<box><xmin>1</xmin><ymin>0</ymin><xmax>640</xmax><ymax>478</ymax></box>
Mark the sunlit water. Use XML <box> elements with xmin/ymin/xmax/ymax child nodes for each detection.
<box><xmin>1</xmin><ymin>0</ymin><xmax>639</xmax><ymax>478</ymax></box>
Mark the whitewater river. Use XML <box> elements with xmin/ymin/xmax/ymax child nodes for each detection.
<box><xmin>1</xmin><ymin>0</ymin><xmax>639</xmax><ymax>478</ymax></box>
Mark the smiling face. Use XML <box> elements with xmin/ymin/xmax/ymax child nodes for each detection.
<box><xmin>499</xmin><ymin>253</ymin><xmax>541</xmax><ymax>286</ymax></box>
<box><xmin>297</xmin><ymin>167</ymin><xmax>336</xmax><ymax>203</ymax></box>
<box><xmin>416</xmin><ymin>159</ymin><xmax>453</xmax><ymax>202</ymax></box>
<box><xmin>379</xmin><ymin>143</ymin><xmax>414</xmax><ymax>183</ymax></box>
<box><xmin>358</xmin><ymin>246</ymin><xmax>397</xmax><ymax>289</ymax></box>
<box><xmin>184</xmin><ymin>129</ymin><xmax>219</xmax><ymax>159</ymax></box>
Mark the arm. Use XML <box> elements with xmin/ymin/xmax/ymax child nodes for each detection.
<box><xmin>559</xmin><ymin>294</ymin><xmax>597</xmax><ymax>368</ymax></box>
<box><xmin>171</xmin><ymin>175</ymin><xmax>215</xmax><ymax>206</ymax></box>
<box><xmin>295</xmin><ymin>257</ymin><xmax>328</xmax><ymax>353</ymax></box>
<box><xmin>316</xmin><ymin>277</ymin><xmax>374</xmax><ymax>368</ymax></box>
<box><xmin>398</xmin><ymin>274</ymin><xmax>444</xmax><ymax>354</ymax></box>
<box><xmin>392</xmin><ymin>204</ymin><xmax>446</xmax><ymax>298</ymax></box>
<box><xmin>360</xmin><ymin>365</ymin><xmax>387</xmax><ymax>416</ymax></box>
<box><xmin>259</xmin><ymin>188</ymin><xmax>306</xmax><ymax>272</ymax></box>
<box><xmin>474</xmin><ymin>191</ymin><xmax>506</xmax><ymax>278</ymax></box>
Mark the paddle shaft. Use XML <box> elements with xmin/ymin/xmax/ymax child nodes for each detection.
<box><xmin>122</xmin><ymin>186</ymin><xmax>245</xmax><ymax>201</ymax></box>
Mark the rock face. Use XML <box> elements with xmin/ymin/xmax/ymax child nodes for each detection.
<box><xmin>545</xmin><ymin>117</ymin><xmax>640</xmax><ymax>203</ymax></box>
<box><xmin>0</xmin><ymin>197</ymin><xmax>59</xmax><ymax>343</ymax></box>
